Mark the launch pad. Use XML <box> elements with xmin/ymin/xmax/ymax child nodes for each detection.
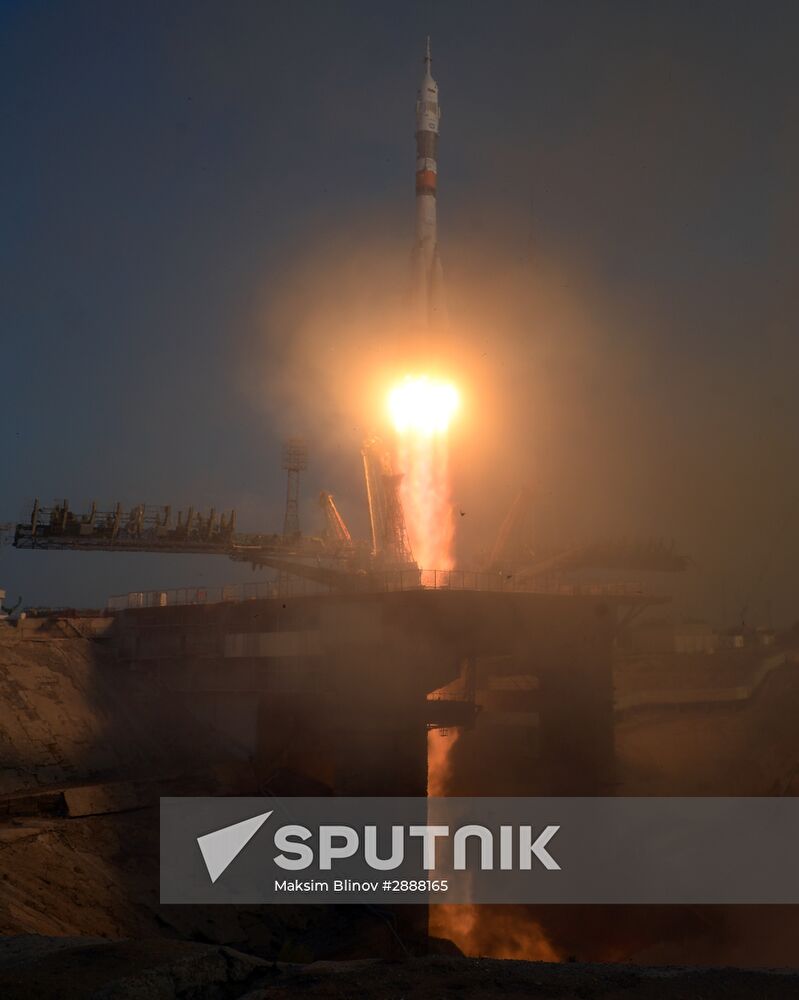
<box><xmin>111</xmin><ymin>584</ymin><xmax>651</xmax><ymax>798</ymax></box>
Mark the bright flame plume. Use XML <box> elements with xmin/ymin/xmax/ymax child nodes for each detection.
<box><xmin>388</xmin><ymin>374</ymin><xmax>459</xmax><ymax>570</ymax></box>
<box><xmin>388</xmin><ymin>375</ymin><xmax>459</xmax><ymax>435</ymax></box>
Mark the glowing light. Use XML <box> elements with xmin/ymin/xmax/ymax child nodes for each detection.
<box><xmin>388</xmin><ymin>375</ymin><xmax>459</xmax><ymax>435</ymax></box>
<box><xmin>429</xmin><ymin>905</ymin><xmax>560</xmax><ymax>961</ymax></box>
<box><xmin>387</xmin><ymin>373</ymin><xmax>458</xmax><ymax>570</ymax></box>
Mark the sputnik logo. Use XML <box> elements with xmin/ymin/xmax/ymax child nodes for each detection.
<box><xmin>197</xmin><ymin>811</ymin><xmax>272</xmax><ymax>883</ymax></box>
<box><xmin>196</xmin><ymin>810</ymin><xmax>561</xmax><ymax>884</ymax></box>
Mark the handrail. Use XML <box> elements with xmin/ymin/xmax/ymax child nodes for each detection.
<box><xmin>107</xmin><ymin>572</ymin><xmax>649</xmax><ymax>611</ymax></box>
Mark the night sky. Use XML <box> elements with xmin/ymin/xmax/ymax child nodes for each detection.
<box><xmin>2</xmin><ymin>1</ymin><xmax>798</xmax><ymax>623</ymax></box>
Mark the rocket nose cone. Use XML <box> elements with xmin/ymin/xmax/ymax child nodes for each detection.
<box><xmin>420</xmin><ymin>36</ymin><xmax>436</xmax><ymax>86</ymax></box>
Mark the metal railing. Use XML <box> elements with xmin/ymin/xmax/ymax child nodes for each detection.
<box><xmin>107</xmin><ymin>571</ymin><xmax>648</xmax><ymax>611</ymax></box>
<box><xmin>107</xmin><ymin>581</ymin><xmax>279</xmax><ymax>610</ymax></box>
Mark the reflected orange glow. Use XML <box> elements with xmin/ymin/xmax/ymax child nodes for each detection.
<box><xmin>388</xmin><ymin>374</ymin><xmax>459</xmax><ymax>570</ymax></box>
<box><xmin>427</xmin><ymin>728</ymin><xmax>459</xmax><ymax>796</ymax></box>
<box><xmin>430</xmin><ymin>905</ymin><xmax>560</xmax><ymax>960</ymax></box>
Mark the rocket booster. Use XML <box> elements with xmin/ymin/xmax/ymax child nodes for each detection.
<box><xmin>410</xmin><ymin>37</ymin><xmax>447</xmax><ymax>332</ymax></box>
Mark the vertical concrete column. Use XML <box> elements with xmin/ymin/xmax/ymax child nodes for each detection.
<box><xmin>528</xmin><ymin>598</ymin><xmax>616</xmax><ymax>796</ymax></box>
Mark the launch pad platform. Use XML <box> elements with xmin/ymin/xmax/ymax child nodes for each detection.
<box><xmin>112</xmin><ymin>584</ymin><xmax>650</xmax><ymax>798</ymax></box>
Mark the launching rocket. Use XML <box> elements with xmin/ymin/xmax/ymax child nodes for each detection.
<box><xmin>410</xmin><ymin>37</ymin><xmax>447</xmax><ymax>332</ymax></box>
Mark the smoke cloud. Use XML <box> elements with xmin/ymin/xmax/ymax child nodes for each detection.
<box><xmin>239</xmin><ymin>205</ymin><xmax>799</xmax><ymax>625</ymax></box>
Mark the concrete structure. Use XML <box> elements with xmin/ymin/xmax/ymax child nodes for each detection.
<box><xmin>629</xmin><ymin>620</ymin><xmax>717</xmax><ymax>655</ymax></box>
<box><xmin>114</xmin><ymin>588</ymin><xmax>622</xmax><ymax>798</ymax></box>
<box><xmin>4</xmin><ymin>616</ymin><xmax>799</xmax><ymax>964</ymax></box>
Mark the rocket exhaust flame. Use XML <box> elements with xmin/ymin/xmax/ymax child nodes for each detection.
<box><xmin>388</xmin><ymin>375</ymin><xmax>459</xmax><ymax>435</ymax></box>
<box><xmin>427</xmin><ymin>728</ymin><xmax>460</xmax><ymax>796</ymax></box>
<box><xmin>427</xmin><ymin>720</ymin><xmax>560</xmax><ymax>960</ymax></box>
<box><xmin>394</xmin><ymin>423</ymin><xmax>455</xmax><ymax>570</ymax></box>
<box><xmin>430</xmin><ymin>905</ymin><xmax>561</xmax><ymax>961</ymax></box>
<box><xmin>388</xmin><ymin>375</ymin><xmax>458</xmax><ymax>570</ymax></box>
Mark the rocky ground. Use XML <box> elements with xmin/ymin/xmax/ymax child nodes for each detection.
<box><xmin>2</xmin><ymin>935</ymin><xmax>799</xmax><ymax>999</ymax></box>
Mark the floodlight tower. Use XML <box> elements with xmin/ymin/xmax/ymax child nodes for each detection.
<box><xmin>282</xmin><ymin>438</ymin><xmax>308</xmax><ymax>538</ymax></box>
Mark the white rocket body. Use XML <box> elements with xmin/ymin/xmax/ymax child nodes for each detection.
<box><xmin>410</xmin><ymin>39</ymin><xmax>447</xmax><ymax>332</ymax></box>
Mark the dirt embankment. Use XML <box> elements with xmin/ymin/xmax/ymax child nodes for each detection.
<box><xmin>0</xmin><ymin>624</ymin><xmax>238</xmax><ymax>798</ymax></box>
<box><xmin>0</xmin><ymin>627</ymin><xmax>409</xmax><ymax>959</ymax></box>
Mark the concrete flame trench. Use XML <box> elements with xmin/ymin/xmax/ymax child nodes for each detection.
<box><xmin>115</xmin><ymin>589</ymin><xmax>626</xmax><ymax>798</ymax></box>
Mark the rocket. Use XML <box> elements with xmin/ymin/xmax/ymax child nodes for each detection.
<box><xmin>410</xmin><ymin>37</ymin><xmax>447</xmax><ymax>332</ymax></box>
